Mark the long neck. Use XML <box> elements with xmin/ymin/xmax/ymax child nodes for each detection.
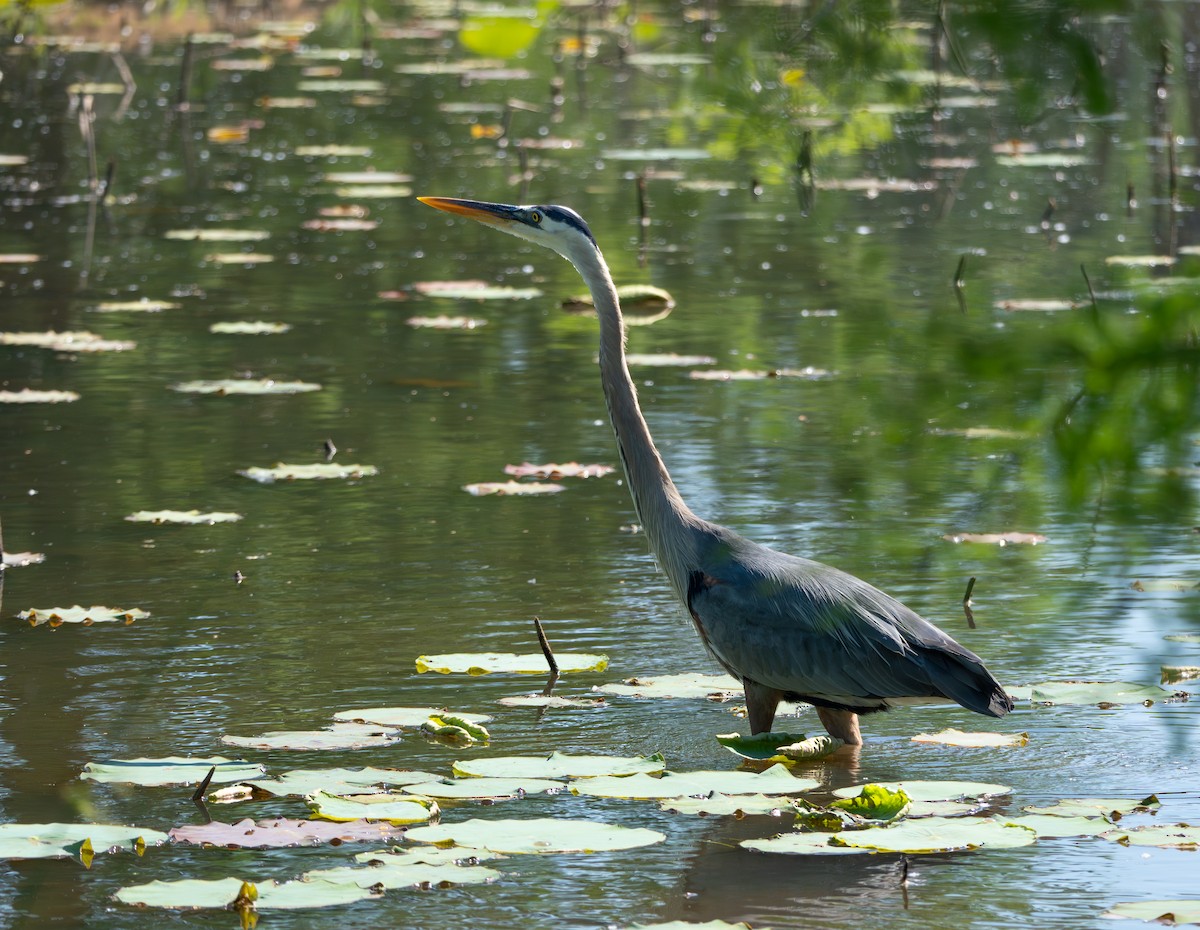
<box><xmin>573</xmin><ymin>246</ymin><xmax>700</xmax><ymax>594</ymax></box>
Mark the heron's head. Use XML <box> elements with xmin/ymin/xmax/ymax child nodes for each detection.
<box><xmin>419</xmin><ymin>196</ymin><xmax>599</xmax><ymax>267</ymax></box>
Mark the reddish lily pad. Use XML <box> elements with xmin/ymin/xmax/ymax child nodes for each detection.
<box><xmin>169</xmin><ymin>817</ymin><xmax>404</xmax><ymax>848</ymax></box>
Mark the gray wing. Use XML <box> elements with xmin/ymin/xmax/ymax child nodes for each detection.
<box><xmin>685</xmin><ymin>535</ymin><xmax>1009</xmax><ymax>717</ymax></box>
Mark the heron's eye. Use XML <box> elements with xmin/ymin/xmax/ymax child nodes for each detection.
<box><xmin>528</xmin><ymin>211</ymin><xmax>542</xmax><ymax>224</ymax></box>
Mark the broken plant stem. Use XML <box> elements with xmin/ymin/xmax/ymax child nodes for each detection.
<box><xmin>191</xmin><ymin>765</ymin><xmax>216</xmax><ymax>802</ymax></box>
<box><xmin>1081</xmin><ymin>263</ymin><xmax>1099</xmax><ymax>322</ymax></box>
<box><xmin>533</xmin><ymin>616</ymin><xmax>560</xmax><ymax>695</ymax></box>
<box><xmin>962</xmin><ymin>576</ymin><xmax>977</xmax><ymax>629</ymax></box>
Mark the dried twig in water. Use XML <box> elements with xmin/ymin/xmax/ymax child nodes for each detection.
<box><xmin>533</xmin><ymin>616</ymin><xmax>560</xmax><ymax>695</ymax></box>
<box><xmin>962</xmin><ymin>576</ymin><xmax>977</xmax><ymax>629</ymax></box>
<box><xmin>953</xmin><ymin>254</ymin><xmax>967</xmax><ymax>314</ymax></box>
<box><xmin>1080</xmin><ymin>263</ymin><xmax>1099</xmax><ymax>321</ymax></box>
<box><xmin>191</xmin><ymin>765</ymin><xmax>216</xmax><ymax>802</ymax></box>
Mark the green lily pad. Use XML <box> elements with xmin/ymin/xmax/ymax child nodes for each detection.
<box><xmin>659</xmin><ymin>793</ymin><xmax>794</xmax><ymax>817</ymax></box>
<box><xmin>401</xmin><ymin>778</ymin><xmax>564</xmax><ymax>800</ymax></box>
<box><xmin>833</xmin><ymin>817</ymin><xmax>1037</xmax><ymax>853</ymax></box>
<box><xmin>911</xmin><ymin>729</ymin><xmax>1029</xmax><ymax>747</ymax></box>
<box><xmin>563</xmin><ymin>284</ymin><xmax>674</xmax><ymax>310</ymax></box>
<box><xmin>332</xmin><ymin>707</ymin><xmax>492</xmax><ymax>727</ymax></box>
<box><xmin>831</xmin><ymin>781</ymin><xmax>1012</xmax><ymax>803</ymax></box>
<box><xmin>742</xmin><ymin>831</ymin><xmax>874</xmax><ymax>856</ymax></box>
<box><xmin>19</xmin><ymin>605</ymin><xmax>149</xmax><ymax>627</ymax></box>
<box><xmin>124</xmin><ymin>510</ymin><xmax>242</xmax><ymax>525</ymax></box>
<box><xmin>996</xmin><ymin>152</ymin><xmax>1090</xmax><ymax>167</ymax></box>
<box><xmin>1022</xmin><ymin>796</ymin><xmax>1160</xmax><ymax>817</ymax></box>
<box><xmin>594</xmin><ymin>672</ymin><xmax>743</xmax><ymax>700</ymax></box>
<box><xmin>114</xmin><ymin>877</ymin><xmax>380</xmax><ymax>909</ymax></box>
<box><xmin>908</xmin><ymin>800</ymin><xmax>989</xmax><ymax>818</ymax></box>
<box><xmin>306</xmin><ymin>791</ymin><xmax>439</xmax><ymax>825</ymax></box>
<box><xmin>1103</xmin><ymin>900</ymin><xmax>1200</xmax><ymax>924</ymax></box>
<box><xmin>415</xmin><ymin>652</ymin><xmax>608</xmax><ymax>675</ymax></box>
<box><xmin>452</xmin><ymin>751</ymin><xmax>666</xmax><ymax>780</ymax></box>
<box><xmin>1102</xmin><ymin>824</ymin><xmax>1200</xmax><ymax>849</ymax></box>
<box><xmin>716</xmin><ymin>732</ymin><xmax>843</xmax><ymax>762</ymax></box>
<box><xmin>421</xmin><ymin>715</ymin><xmax>491</xmax><ymax>743</ymax></box>
<box><xmin>0</xmin><ymin>389</ymin><xmax>80</xmax><ymax>404</ymax></box>
<box><xmin>0</xmin><ymin>823</ymin><xmax>170</xmax><ymax>859</ymax></box>
<box><xmin>2</xmin><ymin>549</ymin><xmax>45</xmax><ymax>567</ymax></box>
<box><xmin>352</xmin><ymin>845</ymin><xmax>506</xmax><ymax>866</ymax></box>
<box><xmin>209</xmin><ymin>321</ymin><xmax>292</xmax><ymax>334</ymax></box>
<box><xmin>300</xmin><ymin>859</ymin><xmax>500</xmax><ymax>889</ymax></box>
<box><xmin>81</xmin><ymin>756</ymin><xmax>265</xmax><ymax>786</ymax></box>
<box><xmin>238</xmin><ymin>463</ymin><xmax>378</xmax><ymax>482</ymax></box>
<box><xmin>172</xmin><ymin>379</ymin><xmax>320</xmax><ymax>395</ymax></box>
<box><xmin>941</xmin><ymin>532</ymin><xmax>1047</xmax><ymax>545</ymax></box>
<box><xmin>1008</xmin><ymin>680</ymin><xmax>1186</xmax><ymax>705</ymax></box>
<box><xmin>405</xmin><ymin>817</ymin><xmax>665</xmax><ymax>854</ymax></box>
<box><xmin>169</xmin><ymin>817</ymin><xmax>404</xmax><ymax>848</ymax></box>
<box><xmin>997</xmin><ymin>814</ymin><xmax>1112</xmax><ymax>838</ymax></box>
<box><xmin>571</xmin><ymin>764</ymin><xmax>819</xmax><ymax>799</ymax></box>
<box><xmin>322</xmin><ymin>171</ymin><xmax>412</xmax><ymax>184</ymax></box>
<box><xmin>830</xmin><ymin>785</ymin><xmax>912</xmax><ymax>821</ymax></box>
<box><xmin>240</xmin><ymin>767</ymin><xmax>440</xmax><ymax>799</ymax></box>
<box><xmin>221</xmin><ymin>723</ymin><xmax>400</xmax><ymax>751</ymax></box>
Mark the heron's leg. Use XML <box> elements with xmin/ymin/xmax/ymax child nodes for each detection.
<box><xmin>816</xmin><ymin>707</ymin><xmax>862</xmax><ymax>745</ymax></box>
<box><xmin>743</xmin><ymin>680</ymin><xmax>782</xmax><ymax>735</ymax></box>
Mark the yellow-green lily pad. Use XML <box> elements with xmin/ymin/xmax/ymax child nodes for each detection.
<box><xmin>414</xmin><ymin>281</ymin><xmax>542</xmax><ymax>300</ymax></box>
<box><xmin>124</xmin><ymin>510</ymin><xmax>242</xmax><ymax>525</ymax></box>
<box><xmin>114</xmin><ymin>876</ymin><xmax>380</xmax><ymax>909</ymax></box>
<box><xmin>0</xmin><ymin>823</ymin><xmax>169</xmax><ymax>859</ymax></box>
<box><xmin>0</xmin><ymin>330</ymin><xmax>136</xmax><ymax>352</ymax></box>
<box><xmin>716</xmin><ymin>732</ymin><xmax>843</xmax><ymax>762</ymax></box>
<box><xmin>165</xmin><ymin>228</ymin><xmax>270</xmax><ymax>241</ymax></box>
<box><xmin>306</xmin><ymin>791</ymin><xmax>439</xmax><ymax>825</ymax></box>
<box><xmin>830</xmin><ymin>785</ymin><xmax>912</xmax><ymax>821</ymax></box>
<box><xmin>405</xmin><ymin>817</ymin><xmax>665</xmax><ymax>854</ymax></box>
<box><xmin>91</xmin><ymin>298</ymin><xmax>182</xmax><ymax>312</ymax></box>
<box><xmin>452</xmin><ymin>751</ymin><xmax>666</xmax><ymax>780</ymax></box>
<box><xmin>659</xmin><ymin>793</ymin><xmax>794</xmax><ymax>817</ymax></box>
<box><xmin>742</xmin><ymin>831</ymin><xmax>874</xmax><ymax>856</ymax></box>
<box><xmin>209</xmin><ymin>321</ymin><xmax>292</xmax><ymax>334</ymax></box>
<box><xmin>462</xmin><ymin>481</ymin><xmax>566</xmax><ymax>496</ymax></box>
<box><xmin>420</xmin><ymin>715</ymin><xmax>491</xmax><ymax>744</ymax></box>
<box><xmin>997</xmin><ymin>814</ymin><xmax>1112</xmax><ymax>837</ymax></box>
<box><xmin>1022</xmin><ymin>796</ymin><xmax>1160</xmax><ymax>817</ymax></box>
<box><xmin>300</xmin><ymin>858</ymin><xmax>500</xmax><ymax>890</ymax></box>
<box><xmin>416</xmin><ymin>652</ymin><xmax>607</xmax><ymax>675</ymax></box>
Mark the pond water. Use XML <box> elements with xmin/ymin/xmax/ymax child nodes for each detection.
<box><xmin>1</xmin><ymin>2</ymin><xmax>1198</xmax><ymax>928</ymax></box>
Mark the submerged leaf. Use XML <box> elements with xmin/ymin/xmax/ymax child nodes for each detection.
<box><xmin>124</xmin><ymin>510</ymin><xmax>242</xmax><ymax>525</ymax></box>
<box><xmin>911</xmin><ymin>729</ymin><xmax>1029</xmax><ymax>748</ymax></box>
<box><xmin>405</xmin><ymin>817</ymin><xmax>665</xmax><ymax>854</ymax></box>
<box><xmin>452</xmin><ymin>751</ymin><xmax>666</xmax><ymax>780</ymax></box>
<box><xmin>169</xmin><ymin>817</ymin><xmax>404</xmax><ymax>848</ymax></box>
<box><xmin>415</xmin><ymin>652</ymin><xmax>607</xmax><ymax>675</ymax></box>
<box><xmin>20</xmin><ymin>605</ymin><xmax>148</xmax><ymax>627</ymax></box>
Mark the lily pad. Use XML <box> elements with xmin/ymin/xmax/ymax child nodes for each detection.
<box><xmin>91</xmin><ymin>299</ymin><xmax>182</xmax><ymax>313</ymax></box>
<box><xmin>124</xmin><ymin>510</ymin><xmax>242</xmax><ymax>525</ymax></box>
<box><xmin>911</xmin><ymin>729</ymin><xmax>1029</xmax><ymax>748</ymax></box>
<box><xmin>659</xmin><ymin>793</ymin><xmax>794</xmax><ymax>817</ymax></box>
<box><xmin>496</xmin><ymin>694</ymin><xmax>605</xmax><ymax>708</ymax></box>
<box><xmin>204</xmin><ymin>252</ymin><xmax>275</xmax><ymax>265</ymax></box>
<box><xmin>300</xmin><ymin>858</ymin><xmax>500</xmax><ymax>890</ymax></box>
<box><xmin>0</xmin><ymin>330</ymin><xmax>136</xmax><ymax>352</ymax></box>
<box><xmin>1103</xmin><ymin>900</ymin><xmax>1200</xmax><ymax>924</ymax></box>
<box><xmin>241</xmin><ymin>767</ymin><xmax>441</xmax><ymax>799</ymax></box>
<box><xmin>1102</xmin><ymin>824</ymin><xmax>1200</xmax><ymax>849</ymax></box>
<box><xmin>415</xmin><ymin>652</ymin><xmax>608</xmax><ymax>675</ymax></box>
<box><xmin>504</xmin><ymin>462</ymin><xmax>615</xmax><ymax>479</ymax></box>
<box><xmin>20</xmin><ymin>605</ymin><xmax>148</xmax><ymax>627</ymax></box>
<box><xmin>114</xmin><ymin>877</ymin><xmax>380</xmax><ymax>909</ymax></box>
<box><xmin>81</xmin><ymin>757</ymin><xmax>265</xmax><ymax>787</ymax></box>
<box><xmin>742</xmin><ymin>831</ymin><xmax>873</xmax><ymax>856</ymax></box>
<box><xmin>832</xmin><ymin>817</ymin><xmax>1036</xmax><ymax>853</ymax></box>
<box><xmin>1022</xmin><ymin>796</ymin><xmax>1160</xmax><ymax>817</ymax></box>
<box><xmin>563</xmin><ymin>284</ymin><xmax>675</xmax><ymax>310</ymax></box>
<box><xmin>452</xmin><ymin>751</ymin><xmax>666</xmax><ymax>780</ymax></box>
<box><xmin>1008</xmin><ymin>680</ymin><xmax>1186</xmax><ymax>705</ymax></box>
<box><xmin>221</xmin><ymin>723</ymin><xmax>401</xmax><ymax>751</ymax></box>
<box><xmin>994</xmin><ymin>298</ymin><xmax>1081</xmax><ymax>312</ymax></box>
<box><xmin>626</xmin><ymin>353</ymin><xmax>718</xmax><ymax>367</ymax></box>
<box><xmin>406</xmin><ymin>315</ymin><xmax>488</xmax><ymax>330</ymax></box>
<box><xmin>2</xmin><ymin>550</ymin><xmax>45</xmax><ymax>567</ymax></box>
<box><xmin>941</xmin><ymin>532</ymin><xmax>1047</xmax><ymax>545</ymax></box>
<box><xmin>689</xmin><ymin>367</ymin><xmax>832</xmax><ymax>382</ymax></box>
<box><xmin>1163</xmin><ymin>666</ymin><xmax>1200</xmax><ymax>684</ymax></box>
<box><xmin>831</xmin><ymin>781</ymin><xmax>1012</xmax><ymax>803</ymax></box>
<box><xmin>462</xmin><ymin>481</ymin><xmax>566</xmax><ymax>496</ymax></box>
<box><xmin>830</xmin><ymin>785</ymin><xmax>912</xmax><ymax>821</ymax></box>
<box><xmin>1132</xmin><ymin>579</ymin><xmax>1200</xmax><ymax>593</ymax></box>
<box><xmin>413</xmin><ymin>281</ymin><xmax>543</xmax><ymax>300</ymax></box>
<box><xmin>209</xmin><ymin>321</ymin><xmax>292</xmax><ymax>334</ymax></box>
<box><xmin>401</xmin><ymin>778</ymin><xmax>564</xmax><ymax>800</ymax></box>
<box><xmin>420</xmin><ymin>715</ymin><xmax>491</xmax><ymax>744</ymax></box>
<box><xmin>571</xmin><ymin>764</ymin><xmax>819</xmax><ymax>799</ymax></box>
<box><xmin>306</xmin><ymin>791</ymin><xmax>439</xmax><ymax>825</ymax></box>
<box><xmin>997</xmin><ymin>814</ymin><xmax>1112</xmax><ymax>838</ymax></box>
<box><xmin>0</xmin><ymin>823</ymin><xmax>170</xmax><ymax>859</ymax></box>
<box><xmin>594</xmin><ymin>672</ymin><xmax>743</xmax><ymax>700</ymax></box>
<box><xmin>1166</xmin><ymin>633</ymin><xmax>1200</xmax><ymax>643</ymax></box>
<box><xmin>332</xmin><ymin>707</ymin><xmax>492</xmax><ymax>727</ymax></box>
<box><xmin>0</xmin><ymin>389</ymin><xmax>80</xmax><ymax>404</ymax></box>
<box><xmin>172</xmin><ymin>379</ymin><xmax>321</xmax><ymax>395</ymax></box>
<box><xmin>716</xmin><ymin>732</ymin><xmax>843</xmax><ymax>762</ymax></box>
<box><xmin>169</xmin><ymin>817</ymin><xmax>404</xmax><ymax>848</ymax></box>
<box><xmin>405</xmin><ymin>817</ymin><xmax>666</xmax><ymax>854</ymax></box>
<box><xmin>238</xmin><ymin>463</ymin><xmax>378</xmax><ymax>483</ymax></box>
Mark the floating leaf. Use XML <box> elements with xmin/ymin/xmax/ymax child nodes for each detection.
<box><xmin>322</xmin><ymin>171</ymin><xmax>413</xmax><ymax>184</ymax></box>
<box><xmin>306</xmin><ymin>791</ymin><xmax>439</xmax><ymax>825</ymax></box>
<box><xmin>401</xmin><ymin>778</ymin><xmax>564</xmax><ymax>800</ymax></box>
<box><xmin>1008</xmin><ymin>680</ymin><xmax>1186</xmax><ymax>705</ymax></box>
<box><xmin>742</xmin><ymin>832</ymin><xmax>873</xmax><ymax>856</ymax></box>
<box><xmin>941</xmin><ymin>532</ymin><xmax>1047</xmax><ymax>545</ymax></box>
<box><xmin>114</xmin><ymin>877</ymin><xmax>380</xmax><ymax>909</ymax></box>
<box><xmin>0</xmin><ymin>389</ymin><xmax>79</xmax><ymax>404</ymax></box>
<box><xmin>0</xmin><ymin>253</ymin><xmax>41</xmax><ymax>263</ymax></box>
<box><xmin>421</xmin><ymin>715</ymin><xmax>491</xmax><ymax>744</ymax></box>
<box><xmin>716</xmin><ymin>732</ymin><xmax>843</xmax><ymax>762</ymax></box>
<box><xmin>2</xmin><ymin>550</ymin><xmax>45</xmax><ymax>567</ymax></box>
<box><xmin>994</xmin><ymin>298</ymin><xmax>1081</xmax><ymax>312</ymax></box>
<box><xmin>81</xmin><ymin>757</ymin><xmax>265</xmax><ymax>787</ymax></box>
<box><xmin>1104</xmin><ymin>254</ymin><xmax>1177</xmax><ymax>268</ymax></box>
<box><xmin>302</xmin><ymin>218</ymin><xmax>379</xmax><ymax>232</ymax></box>
<box><xmin>405</xmin><ymin>817</ymin><xmax>665</xmax><ymax>854</ymax></box>
<box><xmin>626</xmin><ymin>353</ymin><xmax>717</xmax><ymax>367</ymax></box>
<box><xmin>170</xmin><ymin>817</ymin><xmax>404</xmax><ymax>848</ymax></box>
<box><xmin>241</xmin><ymin>767</ymin><xmax>440</xmax><ymax>799</ymax></box>
<box><xmin>1166</xmin><ymin>633</ymin><xmax>1200</xmax><ymax>643</ymax></box>
<box><xmin>172</xmin><ymin>379</ymin><xmax>320</xmax><ymax>395</ymax></box>
<box><xmin>300</xmin><ymin>858</ymin><xmax>500</xmax><ymax>890</ymax></box>
<box><xmin>91</xmin><ymin>299</ymin><xmax>182</xmax><ymax>312</ymax></box>
<box><xmin>238</xmin><ymin>463</ymin><xmax>378</xmax><ymax>482</ymax></box>
<box><xmin>166</xmin><ymin>229</ymin><xmax>271</xmax><ymax>242</ymax></box>
<box><xmin>996</xmin><ymin>153</ymin><xmax>1090</xmax><ymax>167</ymax></box>
<box><xmin>405</xmin><ymin>315</ymin><xmax>488</xmax><ymax>330</ymax></box>
<box><xmin>0</xmin><ymin>823</ymin><xmax>170</xmax><ymax>859</ymax></box>
<box><xmin>660</xmin><ymin>793</ymin><xmax>793</xmax><ymax>817</ymax></box>
<box><xmin>209</xmin><ymin>321</ymin><xmax>292</xmax><ymax>334</ymax></box>
<box><xmin>832</xmin><ymin>817</ymin><xmax>1036</xmax><ymax>853</ymax></box>
<box><xmin>295</xmin><ymin>145</ymin><xmax>373</xmax><ymax>156</ymax></box>
<box><xmin>830</xmin><ymin>785</ymin><xmax>912</xmax><ymax>821</ymax></box>
<box><xmin>462</xmin><ymin>481</ymin><xmax>565</xmax><ymax>496</ymax></box>
<box><xmin>452</xmin><ymin>751</ymin><xmax>666</xmax><ymax>780</ymax></box>
<box><xmin>416</xmin><ymin>652</ymin><xmax>607</xmax><ymax>675</ymax></box>
<box><xmin>221</xmin><ymin>723</ymin><xmax>400</xmax><ymax>751</ymax></box>
<box><xmin>571</xmin><ymin>764</ymin><xmax>819</xmax><ymax>799</ymax></box>
<box><xmin>602</xmin><ymin>147</ymin><xmax>710</xmax><ymax>161</ymax></box>
<box><xmin>1132</xmin><ymin>579</ymin><xmax>1200</xmax><ymax>593</ymax></box>
<box><xmin>204</xmin><ymin>252</ymin><xmax>275</xmax><ymax>265</ymax></box>
<box><xmin>1102</xmin><ymin>824</ymin><xmax>1200</xmax><ymax>849</ymax></box>
<box><xmin>332</xmin><ymin>706</ymin><xmax>492</xmax><ymax>727</ymax></box>
<box><xmin>631</xmin><ymin>923</ymin><xmax>757</xmax><ymax>930</ymax></box>
<box><xmin>1022</xmin><ymin>796</ymin><xmax>1160</xmax><ymax>817</ymax></box>
<box><xmin>594</xmin><ymin>672</ymin><xmax>742</xmax><ymax>700</ymax></box>
<box><xmin>333</xmin><ymin>185</ymin><xmax>411</xmax><ymax>199</ymax></box>
<box><xmin>831</xmin><ymin>781</ymin><xmax>1012</xmax><ymax>803</ymax></box>
<box><xmin>1103</xmin><ymin>901</ymin><xmax>1200</xmax><ymax>924</ymax></box>
<box><xmin>689</xmin><ymin>367</ymin><xmax>833</xmax><ymax>381</ymax></box>
<box><xmin>20</xmin><ymin>605</ymin><xmax>148</xmax><ymax>627</ymax></box>
<box><xmin>1162</xmin><ymin>666</ymin><xmax>1200</xmax><ymax>684</ymax></box>
<box><xmin>997</xmin><ymin>814</ymin><xmax>1112</xmax><ymax>838</ymax></box>
<box><xmin>504</xmin><ymin>462</ymin><xmax>615</xmax><ymax>479</ymax></box>
<box><xmin>911</xmin><ymin>729</ymin><xmax>1029</xmax><ymax>747</ymax></box>
<box><xmin>124</xmin><ymin>510</ymin><xmax>243</xmax><ymax>525</ymax></box>
<box><xmin>496</xmin><ymin>694</ymin><xmax>604</xmax><ymax>708</ymax></box>
<box><xmin>0</xmin><ymin>330</ymin><xmax>136</xmax><ymax>352</ymax></box>
<box><xmin>929</xmin><ymin>427</ymin><xmax>1032</xmax><ymax>439</ymax></box>
<box><xmin>563</xmin><ymin>284</ymin><xmax>674</xmax><ymax>310</ymax></box>
<box><xmin>413</xmin><ymin>281</ymin><xmax>543</xmax><ymax>300</ymax></box>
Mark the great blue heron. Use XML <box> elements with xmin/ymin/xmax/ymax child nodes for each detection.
<box><xmin>419</xmin><ymin>196</ymin><xmax>1013</xmax><ymax>745</ymax></box>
